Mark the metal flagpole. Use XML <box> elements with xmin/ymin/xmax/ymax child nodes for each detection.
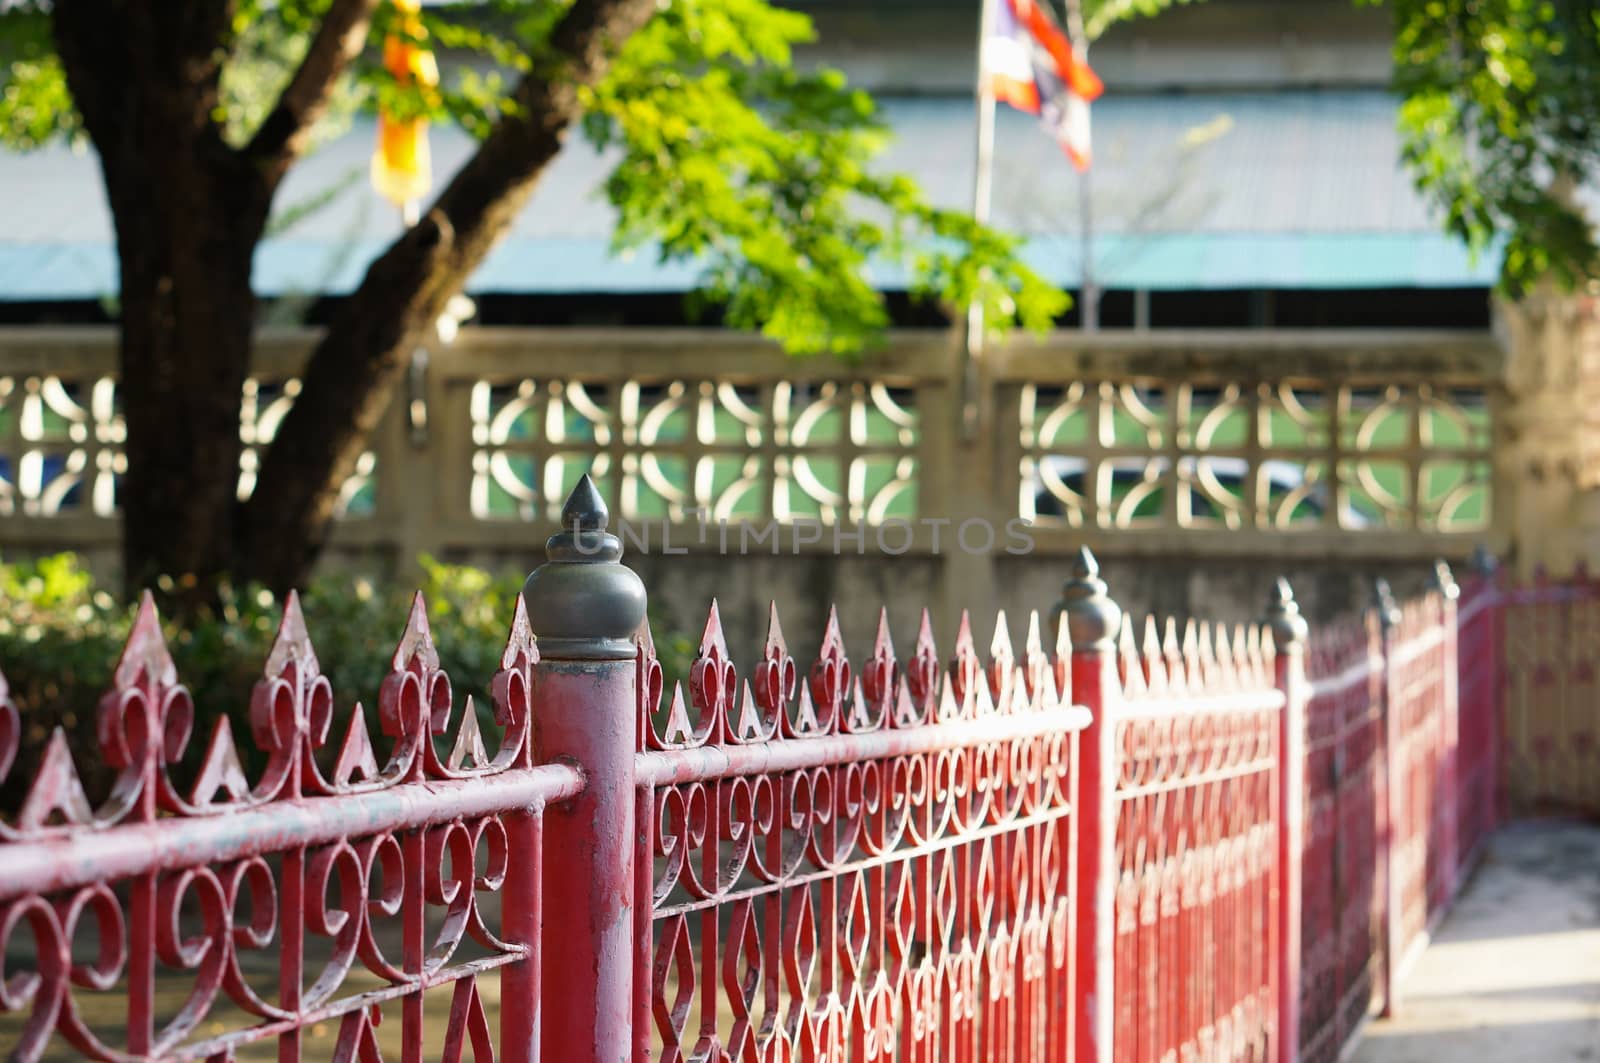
<box><xmin>1061</xmin><ymin>0</ymin><xmax>1097</xmax><ymax>331</ymax></box>
<box><xmin>960</xmin><ymin>0</ymin><xmax>1000</xmax><ymax>440</ymax></box>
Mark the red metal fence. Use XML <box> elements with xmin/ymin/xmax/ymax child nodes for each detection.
<box><xmin>0</xmin><ymin>592</ymin><xmax>580</xmax><ymax>1061</ymax></box>
<box><xmin>0</xmin><ymin>479</ymin><xmax>1524</xmax><ymax>1061</ymax></box>
<box><xmin>1107</xmin><ymin>617</ymin><xmax>1284</xmax><ymax>1063</ymax></box>
<box><xmin>1498</xmin><ymin>570</ymin><xmax>1600</xmax><ymax>814</ymax></box>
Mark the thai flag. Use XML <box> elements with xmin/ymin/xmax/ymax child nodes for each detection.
<box><xmin>984</xmin><ymin>0</ymin><xmax>1104</xmax><ymax>171</ymax></box>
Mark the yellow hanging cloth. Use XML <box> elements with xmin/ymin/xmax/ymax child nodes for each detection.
<box><xmin>371</xmin><ymin>0</ymin><xmax>439</xmax><ymax>213</ymax></box>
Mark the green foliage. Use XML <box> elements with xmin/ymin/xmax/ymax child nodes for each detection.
<box><xmin>1082</xmin><ymin>0</ymin><xmax>1203</xmax><ymax>40</ymax></box>
<box><xmin>1379</xmin><ymin>0</ymin><xmax>1600</xmax><ymax>292</ymax></box>
<box><xmin>0</xmin><ymin>2</ymin><xmax>81</xmax><ymax>149</ymax></box>
<box><xmin>583</xmin><ymin>0</ymin><xmax>1067</xmax><ymax>354</ymax></box>
<box><xmin>0</xmin><ymin>552</ymin><xmax>694</xmax><ymax>798</ymax></box>
<box><xmin>0</xmin><ymin>0</ymin><xmax>1068</xmax><ymax>357</ymax></box>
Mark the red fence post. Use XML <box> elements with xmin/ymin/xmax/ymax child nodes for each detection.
<box><xmin>520</xmin><ymin>476</ymin><xmax>648</xmax><ymax>1063</ymax></box>
<box><xmin>1372</xmin><ymin>578</ymin><xmax>1403</xmax><ymax>1018</ymax></box>
<box><xmin>1429</xmin><ymin>562</ymin><xmax>1461</xmax><ymax>896</ymax></box>
<box><xmin>1266</xmin><ymin>579</ymin><xmax>1310</xmax><ymax>1063</ymax></box>
<box><xmin>1060</xmin><ymin>547</ymin><xmax>1123</xmax><ymax>1063</ymax></box>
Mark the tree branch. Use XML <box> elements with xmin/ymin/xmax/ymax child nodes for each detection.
<box><xmin>51</xmin><ymin>0</ymin><xmax>133</xmax><ymax>161</ymax></box>
<box><xmin>247</xmin><ymin>0</ymin><xmax>379</xmax><ymax>186</ymax></box>
<box><xmin>239</xmin><ymin>0</ymin><xmax>660</xmax><ymax>591</ymax></box>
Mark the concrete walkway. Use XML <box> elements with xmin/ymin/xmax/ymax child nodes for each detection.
<box><xmin>1352</xmin><ymin>821</ymin><xmax>1600</xmax><ymax>1063</ymax></box>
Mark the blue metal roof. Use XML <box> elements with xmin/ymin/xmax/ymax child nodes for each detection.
<box><xmin>0</xmin><ymin>91</ymin><xmax>1499</xmax><ymax>300</ymax></box>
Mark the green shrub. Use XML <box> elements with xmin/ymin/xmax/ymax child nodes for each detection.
<box><xmin>0</xmin><ymin>553</ymin><xmax>695</xmax><ymax>806</ymax></box>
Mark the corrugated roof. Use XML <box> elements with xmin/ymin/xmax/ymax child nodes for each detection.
<box><xmin>0</xmin><ymin>91</ymin><xmax>1498</xmax><ymax>299</ymax></box>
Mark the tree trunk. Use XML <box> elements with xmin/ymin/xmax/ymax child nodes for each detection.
<box><xmin>53</xmin><ymin>0</ymin><xmax>270</xmax><ymax>605</ymax></box>
<box><xmin>114</xmin><ymin>197</ymin><xmax>262</xmax><ymax>602</ymax></box>
<box><xmin>239</xmin><ymin>0</ymin><xmax>660</xmax><ymax>594</ymax></box>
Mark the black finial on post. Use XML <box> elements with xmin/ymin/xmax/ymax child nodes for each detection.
<box><xmin>1372</xmin><ymin>577</ymin><xmax>1401</xmax><ymax>632</ymax></box>
<box><xmin>521</xmin><ymin>474</ymin><xmax>648</xmax><ymax>659</ymax></box>
<box><xmin>1264</xmin><ymin>577</ymin><xmax>1309</xmax><ymax>648</ymax></box>
<box><xmin>1054</xmin><ymin>546</ymin><xmax>1122</xmax><ymax>651</ymax></box>
<box><xmin>1470</xmin><ymin>544</ymin><xmax>1498</xmax><ymax>578</ymax></box>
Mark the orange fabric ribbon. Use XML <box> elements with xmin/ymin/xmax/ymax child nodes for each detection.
<box><xmin>371</xmin><ymin>0</ymin><xmax>439</xmax><ymax>211</ymax></box>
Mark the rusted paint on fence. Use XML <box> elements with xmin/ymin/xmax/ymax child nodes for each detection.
<box><xmin>0</xmin><ymin>477</ymin><xmax>1536</xmax><ymax>1061</ymax></box>
<box><xmin>520</xmin><ymin>477</ymin><xmax>650</xmax><ymax>1063</ymax></box>
<box><xmin>0</xmin><ymin>589</ymin><xmax>572</xmax><ymax>1062</ymax></box>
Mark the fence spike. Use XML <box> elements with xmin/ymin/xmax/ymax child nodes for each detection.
<box><xmin>991</xmin><ymin>610</ymin><xmax>1015</xmax><ymax>663</ymax></box>
<box><xmin>1118</xmin><ymin>614</ymin><xmax>1146</xmax><ymax>696</ymax></box>
<box><xmin>1246</xmin><ymin>623</ymin><xmax>1265</xmax><ymax>676</ymax></box>
<box><xmin>18</xmin><ymin>728</ymin><xmax>93</xmax><ymax>832</ymax></box>
<box><xmin>864</xmin><ymin>608</ymin><xmax>898</xmax><ymax>716</ymax></box>
<box><xmin>1214</xmin><ymin>624</ymin><xmax>1238</xmax><ymax>689</ymax></box>
<box><xmin>391</xmin><ymin>591</ymin><xmax>440</xmax><ymax>673</ymax></box>
<box><xmin>907</xmin><ymin>609</ymin><xmax>940</xmax><ymax>714</ymax></box>
<box><xmin>1054</xmin><ymin>608</ymin><xmax>1072</xmax><ymax>659</ymax></box>
<box><xmin>115</xmin><ymin>591</ymin><xmax>178</xmax><ymax>689</ymax></box>
<box><xmin>447</xmin><ymin>695</ymin><xmax>492</xmax><ymax>771</ymax></box>
<box><xmin>1429</xmin><ymin>559</ymin><xmax>1460</xmax><ymax>602</ymax></box>
<box><xmin>698</xmin><ymin>599</ymin><xmax>729</xmax><ymax>659</ymax></box>
<box><xmin>1023</xmin><ymin>611</ymin><xmax>1052</xmax><ymax>702</ymax></box>
<box><xmin>809</xmin><ymin>606</ymin><xmax>851</xmax><ymax>733</ymax></box>
<box><xmin>265</xmin><ymin>589</ymin><xmax>321</xmax><ymax>681</ymax></box>
<box><xmin>1142</xmin><ymin>616</ymin><xmax>1168</xmax><ymax>693</ymax></box>
<box><xmin>1182</xmin><ymin>618</ymin><xmax>1201</xmax><ymax>682</ymax></box>
<box><xmin>1198</xmin><ymin>620</ymin><xmax>1218</xmax><ymax>687</ymax></box>
<box><xmin>188</xmin><ymin>715</ymin><xmax>252</xmax><ymax>807</ymax></box>
<box><xmin>501</xmin><ymin>592</ymin><xmax>538</xmax><ymax>670</ymax></box>
<box><xmin>951</xmin><ymin>611</ymin><xmax>981</xmax><ymax>710</ymax></box>
<box><xmin>331</xmin><ymin>702</ymin><xmax>382</xmax><ymax>786</ymax></box>
<box><xmin>1232</xmin><ymin>622</ymin><xmax>1252</xmax><ymax>680</ymax></box>
<box><xmin>763</xmin><ymin>601</ymin><xmax>789</xmax><ymax>660</ymax></box>
<box><xmin>1161</xmin><ymin>617</ymin><xmax>1184</xmax><ymax>692</ymax></box>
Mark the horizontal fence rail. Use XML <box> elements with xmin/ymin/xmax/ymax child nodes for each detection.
<box><xmin>0</xmin><ymin>476</ymin><xmax>1546</xmax><ymax>1061</ymax></box>
<box><xmin>0</xmin><ymin>327</ymin><xmax>1504</xmax><ymax>565</ymax></box>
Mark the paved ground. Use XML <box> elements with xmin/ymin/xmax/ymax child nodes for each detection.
<box><xmin>1352</xmin><ymin>821</ymin><xmax>1600</xmax><ymax>1063</ymax></box>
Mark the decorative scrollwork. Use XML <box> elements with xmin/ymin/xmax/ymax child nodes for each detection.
<box><xmin>638</xmin><ymin>598</ymin><xmax>1081</xmax><ymax>1059</ymax></box>
<box><xmin>0</xmin><ymin>589</ymin><xmax>570</xmax><ymax>1061</ymax></box>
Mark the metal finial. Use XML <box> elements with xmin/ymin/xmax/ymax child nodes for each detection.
<box><xmin>1053</xmin><ymin>546</ymin><xmax>1121</xmax><ymax>651</ymax></box>
<box><xmin>521</xmin><ymin>473</ymin><xmax>647</xmax><ymax>659</ymax></box>
<box><xmin>1071</xmin><ymin>545</ymin><xmax>1099</xmax><ymax>581</ymax></box>
<box><xmin>1470</xmin><ymin>544</ymin><xmax>1498</xmax><ymax>578</ymax></box>
<box><xmin>560</xmin><ymin>473</ymin><xmax>608</xmax><ymax>531</ymax></box>
<box><xmin>1372</xmin><ymin>578</ymin><xmax>1401</xmax><ymax>632</ymax></box>
<box><xmin>1429</xmin><ymin>559</ymin><xmax>1460</xmax><ymax>601</ymax></box>
<box><xmin>1263</xmin><ymin>577</ymin><xmax>1309</xmax><ymax>647</ymax></box>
